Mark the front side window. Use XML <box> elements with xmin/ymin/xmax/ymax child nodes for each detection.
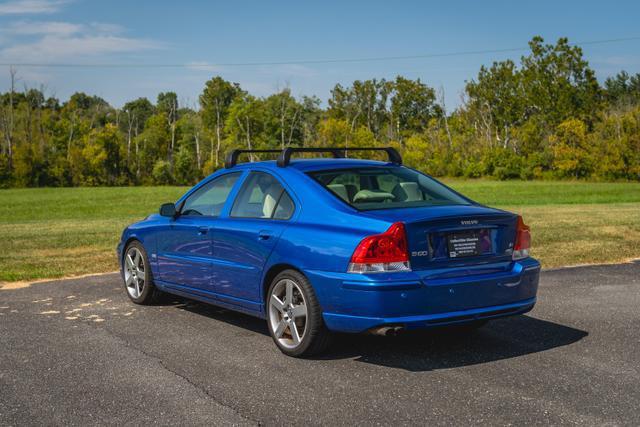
<box><xmin>231</xmin><ymin>172</ymin><xmax>295</xmax><ymax>219</ymax></box>
<box><xmin>310</xmin><ymin>167</ymin><xmax>471</xmax><ymax>210</ymax></box>
<box><xmin>181</xmin><ymin>172</ymin><xmax>241</xmax><ymax>217</ymax></box>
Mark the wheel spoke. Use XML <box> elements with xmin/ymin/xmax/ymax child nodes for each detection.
<box><xmin>125</xmin><ymin>254</ymin><xmax>134</xmax><ymax>270</ymax></box>
<box><xmin>135</xmin><ymin>279</ymin><xmax>143</xmax><ymax>297</ymax></box>
<box><xmin>291</xmin><ymin>304</ymin><xmax>307</xmax><ymax>319</ymax></box>
<box><xmin>134</xmin><ymin>250</ymin><xmax>141</xmax><ymax>267</ymax></box>
<box><xmin>274</xmin><ymin>320</ymin><xmax>287</xmax><ymax>338</ymax></box>
<box><xmin>289</xmin><ymin>322</ymin><xmax>301</xmax><ymax>344</ymax></box>
<box><xmin>125</xmin><ymin>273</ymin><xmax>134</xmax><ymax>286</ymax></box>
<box><xmin>270</xmin><ymin>295</ymin><xmax>285</xmax><ymax>312</ymax></box>
<box><xmin>285</xmin><ymin>281</ymin><xmax>293</xmax><ymax>305</ymax></box>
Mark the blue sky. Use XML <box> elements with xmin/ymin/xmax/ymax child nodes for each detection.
<box><xmin>1</xmin><ymin>0</ymin><xmax>639</xmax><ymax>109</ymax></box>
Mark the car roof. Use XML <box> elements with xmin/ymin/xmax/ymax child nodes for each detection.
<box><xmin>229</xmin><ymin>158</ymin><xmax>396</xmax><ymax>173</ymax></box>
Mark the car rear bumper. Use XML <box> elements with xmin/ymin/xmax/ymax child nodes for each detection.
<box><xmin>305</xmin><ymin>258</ymin><xmax>540</xmax><ymax>333</ymax></box>
<box><xmin>323</xmin><ymin>297</ymin><xmax>536</xmax><ymax>333</ymax></box>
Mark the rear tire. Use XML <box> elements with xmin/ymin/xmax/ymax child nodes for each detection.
<box><xmin>266</xmin><ymin>269</ymin><xmax>332</xmax><ymax>357</ymax></box>
<box><xmin>122</xmin><ymin>241</ymin><xmax>162</xmax><ymax>305</ymax></box>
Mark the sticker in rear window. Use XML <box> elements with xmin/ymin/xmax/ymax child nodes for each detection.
<box><xmin>448</xmin><ymin>232</ymin><xmax>481</xmax><ymax>258</ymax></box>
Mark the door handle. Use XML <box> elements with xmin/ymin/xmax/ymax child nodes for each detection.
<box><xmin>197</xmin><ymin>226</ymin><xmax>209</xmax><ymax>235</ymax></box>
<box><xmin>258</xmin><ymin>230</ymin><xmax>273</xmax><ymax>240</ymax></box>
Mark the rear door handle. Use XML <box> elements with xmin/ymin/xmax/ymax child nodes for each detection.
<box><xmin>197</xmin><ymin>226</ymin><xmax>209</xmax><ymax>235</ymax></box>
<box><xmin>258</xmin><ymin>230</ymin><xmax>273</xmax><ymax>240</ymax></box>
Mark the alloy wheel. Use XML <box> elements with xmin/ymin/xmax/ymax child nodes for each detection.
<box><xmin>124</xmin><ymin>246</ymin><xmax>145</xmax><ymax>299</ymax></box>
<box><xmin>268</xmin><ymin>278</ymin><xmax>308</xmax><ymax>349</ymax></box>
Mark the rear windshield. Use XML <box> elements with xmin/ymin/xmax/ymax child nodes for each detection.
<box><xmin>309</xmin><ymin>167</ymin><xmax>471</xmax><ymax>210</ymax></box>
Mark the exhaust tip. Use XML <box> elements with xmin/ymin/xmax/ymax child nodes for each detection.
<box><xmin>368</xmin><ymin>325</ymin><xmax>405</xmax><ymax>336</ymax></box>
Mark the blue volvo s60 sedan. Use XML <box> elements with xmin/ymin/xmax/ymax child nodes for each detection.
<box><xmin>117</xmin><ymin>147</ymin><xmax>540</xmax><ymax>357</ymax></box>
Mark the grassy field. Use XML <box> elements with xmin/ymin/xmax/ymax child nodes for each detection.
<box><xmin>1</xmin><ymin>181</ymin><xmax>639</xmax><ymax>282</ymax></box>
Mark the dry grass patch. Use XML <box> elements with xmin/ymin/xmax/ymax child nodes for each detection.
<box><xmin>503</xmin><ymin>203</ymin><xmax>640</xmax><ymax>268</ymax></box>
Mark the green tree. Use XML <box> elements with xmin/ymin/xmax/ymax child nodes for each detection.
<box><xmin>604</xmin><ymin>71</ymin><xmax>640</xmax><ymax>106</ymax></box>
<box><xmin>391</xmin><ymin>76</ymin><xmax>440</xmax><ymax>139</ymax></box>
<box><xmin>121</xmin><ymin>97</ymin><xmax>155</xmax><ymax>170</ymax></box>
<box><xmin>152</xmin><ymin>160</ymin><xmax>173</xmax><ymax>185</ymax></box>
<box><xmin>13</xmin><ymin>141</ymin><xmax>45</xmax><ymax>186</ymax></box>
<box><xmin>328</xmin><ymin>79</ymin><xmax>393</xmax><ymax>139</ymax></box>
<box><xmin>200</xmin><ymin>77</ymin><xmax>243</xmax><ymax>168</ymax></box>
<box><xmin>174</xmin><ymin>111</ymin><xmax>205</xmax><ymax>182</ymax></box>
<box><xmin>549</xmin><ymin>119</ymin><xmax>593</xmax><ymax>178</ymax></box>
<box><xmin>520</xmin><ymin>37</ymin><xmax>601</xmax><ymax>127</ymax></box>
<box><xmin>225</xmin><ymin>94</ymin><xmax>265</xmax><ymax>159</ymax></box>
<box><xmin>135</xmin><ymin>113</ymin><xmax>171</xmax><ymax>183</ymax></box>
<box><xmin>263</xmin><ymin>88</ymin><xmax>304</xmax><ymax>149</ymax></box>
<box><xmin>466</xmin><ymin>60</ymin><xmax>525</xmax><ymax>148</ymax></box>
<box><xmin>317</xmin><ymin>118</ymin><xmax>350</xmax><ymax>148</ymax></box>
<box><xmin>157</xmin><ymin>92</ymin><xmax>179</xmax><ymax>165</ymax></box>
<box><xmin>466</xmin><ymin>36</ymin><xmax>602</xmax><ymax>156</ymax></box>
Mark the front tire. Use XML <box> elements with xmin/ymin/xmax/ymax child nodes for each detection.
<box><xmin>266</xmin><ymin>270</ymin><xmax>332</xmax><ymax>357</ymax></box>
<box><xmin>122</xmin><ymin>241</ymin><xmax>160</xmax><ymax>305</ymax></box>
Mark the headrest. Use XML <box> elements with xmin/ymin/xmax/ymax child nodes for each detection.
<box><xmin>262</xmin><ymin>184</ymin><xmax>282</xmax><ymax>217</ymax></box>
<box><xmin>327</xmin><ymin>184</ymin><xmax>349</xmax><ymax>202</ymax></box>
<box><xmin>392</xmin><ymin>182</ymin><xmax>423</xmax><ymax>202</ymax></box>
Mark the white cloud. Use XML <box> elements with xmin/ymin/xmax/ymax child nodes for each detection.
<box><xmin>88</xmin><ymin>22</ymin><xmax>125</xmax><ymax>35</ymax></box>
<box><xmin>0</xmin><ymin>0</ymin><xmax>69</xmax><ymax>15</ymax></box>
<box><xmin>0</xmin><ymin>19</ymin><xmax>164</xmax><ymax>63</ymax></box>
<box><xmin>3</xmin><ymin>20</ymin><xmax>83</xmax><ymax>36</ymax></box>
<box><xmin>2</xmin><ymin>20</ymin><xmax>127</xmax><ymax>37</ymax></box>
<box><xmin>1</xmin><ymin>34</ymin><xmax>162</xmax><ymax>62</ymax></box>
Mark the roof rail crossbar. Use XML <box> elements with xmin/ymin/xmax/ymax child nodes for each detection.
<box><xmin>224</xmin><ymin>146</ymin><xmax>403</xmax><ymax>168</ymax></box>
<box><xmin>225</xmin><ymin>149</ymin><xmax>282</xmax><ymax>168</ymax></box>
<box><xmin>277</xmin><ymin>147</ymin><xmax>345</xmax><ymax>167</ymax></box>
<box><xmin>277</xmin><ymin>147</ymin><xmax>402</xmax><ymax>167</ymax></box>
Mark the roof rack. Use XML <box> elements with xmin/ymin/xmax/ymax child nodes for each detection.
<box><xmin>224</xmin><ymin>149</ymin><xmax>281</xmax><ymax>169</ymax></box>
<box><xmin>277</xmin><ymin>147</ymin><xmax>401</xmax><ymax>167</ymax></box>
<box><xmin>224</xmin><ymin>147</ymin><xmax>402</xmax><ymax>168</ymax></box>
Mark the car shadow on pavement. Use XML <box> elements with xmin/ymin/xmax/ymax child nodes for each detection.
<box><xmin>162</xmin><ymin>298</ymin><xmax>272</xmax><ymax>336</ymax></box>
<box><xmin>162</xmin><ymin>298</ymin><xmax>587</xmax><ymax>372</ymax></box>
<box><xmin>322</xmin><ymin>315</ymin><xmax>588</xmax><ymax>371</ymax></box>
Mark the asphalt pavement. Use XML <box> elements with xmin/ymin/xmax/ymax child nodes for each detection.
<box><xmin>1</xmin><ymin>261</ymin><xmax>639</xmax><ymax>425</ymax></box>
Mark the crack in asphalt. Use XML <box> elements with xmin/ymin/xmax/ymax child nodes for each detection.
<box><xmin>90</xmin><ymin>323</ymin><xmax>261</xmax><ymax>426</ymax></box>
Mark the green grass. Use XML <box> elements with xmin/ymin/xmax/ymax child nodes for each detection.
<box><xmin>1</xmin><ymin>182</ymin><xmax>639</xmax><ymax>282</ymax></box>
<box><xmin>443</xmin><ymin>179</ymin><xmax>640</xmax><ymax>205</ymax></box>
<box><xmin>0</xmin><ymin>187</ymin><xmax>187</xmax><ymax>282</ymax></box>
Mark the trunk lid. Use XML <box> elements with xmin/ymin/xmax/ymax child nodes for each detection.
<box><xmin>362</xmin><ymin>204</ymin><xmax>517</xmax><ymax>271</ymax></box>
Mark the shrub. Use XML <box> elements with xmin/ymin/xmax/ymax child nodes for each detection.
<box><xmin>152</xmin><ymin>160</ymin><xmax>173</xmax><ymax>185</ymax></box>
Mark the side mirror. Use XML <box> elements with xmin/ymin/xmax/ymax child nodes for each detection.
<box><xmin>159</xmin><ymin>202</ymin><xmax>177</xmax><ymax>218</ymax></box>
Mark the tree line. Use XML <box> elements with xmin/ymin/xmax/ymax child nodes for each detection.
<box><xmin>1</xmin><ymin>36</ymin><xmax>639</xmax><ymax>188</ymax></box>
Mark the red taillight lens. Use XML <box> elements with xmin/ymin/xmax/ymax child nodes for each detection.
<box><xmin>348</xmin><ymin>222</ymin><xmax>411</xmax><ymax>273</ymax></box>
<box><xmin>513</xmin><ymin>215</ymin><xmax>531</xmax><ymax>260</ymax></box>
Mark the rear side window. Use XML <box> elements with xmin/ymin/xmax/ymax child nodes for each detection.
<box><xmin>231</xmin><ymin>172</ymin><xmax>295</xmax><ymax>219</ymax></box>
<box><xmin>181</xmin><ymin>172</ymin><xmax>241</xmax><ymax>217</ymax></box>
<box><xmin>310</xmin><ymin>167</ymin><xmax>470</xmax><ymax>211</ymax></box>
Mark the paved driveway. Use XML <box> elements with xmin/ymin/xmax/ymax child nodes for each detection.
<box><xmin>1</xmin><ymin>262</ymin><xmax>639</xmax><ymax>425</ymax></box>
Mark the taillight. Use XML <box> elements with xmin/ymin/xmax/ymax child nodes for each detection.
<box><xmin>348</xmin><ymin>222</ymin><xmax>411</xmax><ymax>273</ymax></box>
<box><xmin>512</xmin><ymin>215</ymin><xmax>531</xmax><ymax>260</ymax></box>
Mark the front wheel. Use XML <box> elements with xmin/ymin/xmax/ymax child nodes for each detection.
<box><xmin>122</xmin><ymin>241</ymin><xmax>160</xmax><ymax>305</ymax></box>
<box><xmin>267</xmin><ymin>270</ymin><xmax>332</xmax><ymax>357</ymax></box>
